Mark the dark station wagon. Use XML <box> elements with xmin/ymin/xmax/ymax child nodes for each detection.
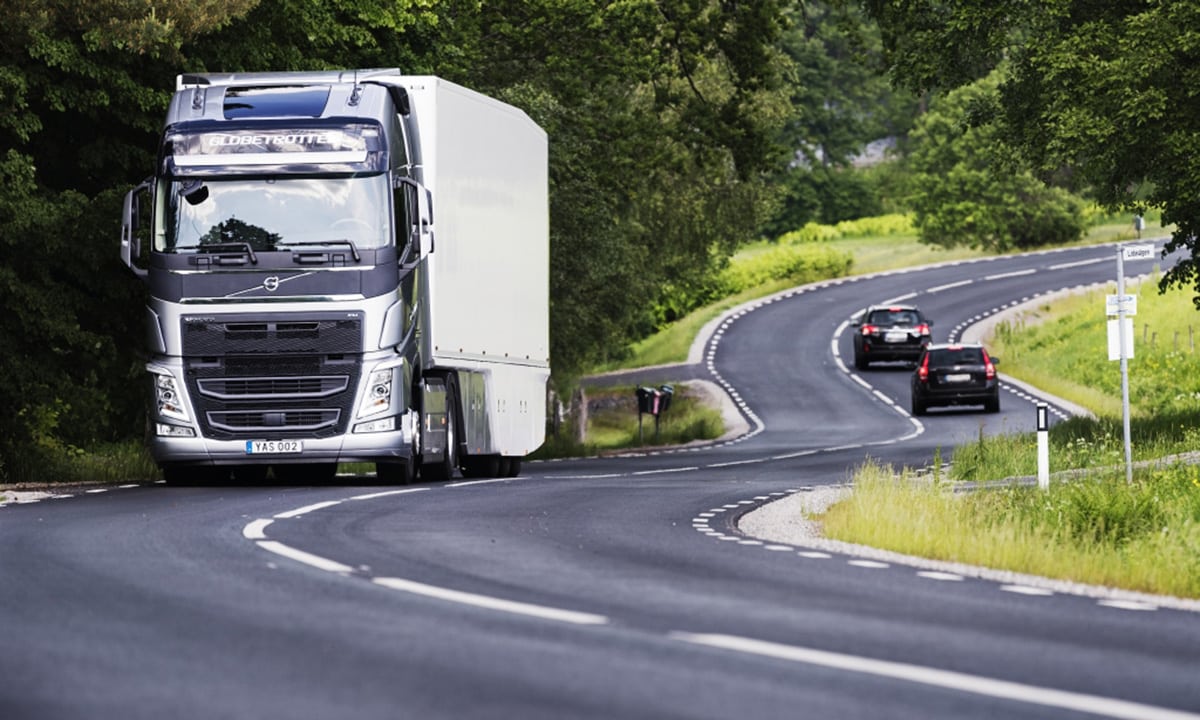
<box><xmin>910</xmin><ymin>343</ymin><xmax>1001</xmax><ymax>415</ymax></box>
<box><xmin>852</xmin><ymin>304</ymin><xmax>933</xmax><ymax>370</ymax></box>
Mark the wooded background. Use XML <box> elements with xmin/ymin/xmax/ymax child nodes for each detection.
<box><xmin>2</xmin><ymin>0</ymin><xmax>1196</xmax><ymax>481</ymax></box>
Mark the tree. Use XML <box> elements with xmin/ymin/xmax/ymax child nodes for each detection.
<box><xmin>864</xmin><ymin>0</ymin><xmax>1200</xmax><ymax>306</ymax></box>
<box><xmin>906</xmin><ymin>71</ymin><xmax>1086</xmax><ymax>252</ymax></box>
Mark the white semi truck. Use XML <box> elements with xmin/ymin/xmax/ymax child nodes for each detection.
<box><xmin>120</xmin><ymin>70</ymin><xmax>549</xmax><ymax>484</ymax></box>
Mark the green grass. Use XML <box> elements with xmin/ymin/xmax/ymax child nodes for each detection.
<box><xmin>530</xmin><ymin>383</ymin><xmax>724</xmax><ymax>460</ymax></box>
<box><xmin>822</xmin><ymin>459</ymin><xmax>1200</xmax><ymax>598</ymax></box>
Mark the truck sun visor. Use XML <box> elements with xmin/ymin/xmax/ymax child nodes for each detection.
<box><xmin>166</xmin><ymin>124</ymin><xmax>383</xmax><ymax>171</ymax></box>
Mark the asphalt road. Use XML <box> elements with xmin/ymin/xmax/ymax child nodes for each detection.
<box><xmin>3</xmin><ymin>241</ymin><xmax>1197</xmax><ymax>720</ymax></box>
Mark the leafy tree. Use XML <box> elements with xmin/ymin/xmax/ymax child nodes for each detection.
<box><xmin>864</xmin><ymin>0</ymin><xmax>1200</xmax><ymax>306</ymax></box>
<box><xmin>762</xmin><ymin>1</ymin><xmax>918</xmax><ymax>234</ymax></box>
<box><xmin>907</xmin><ymin>71</ymin><xmax>1085</xmax><ymax>252</ymax></box>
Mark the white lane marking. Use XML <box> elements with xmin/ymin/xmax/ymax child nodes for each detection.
<box><xmin>274</xmin><ymin>500</ymin><xmax>342</xmax><ymax>519</ymax></box>
<box><xmin>1049</xmin><ymin>257</ymin><xmax>1107</xmax><ymax>270</ymax></box>
<box><xmin>243</xmin><ymin>518</ymin><xmax>273</xmax><ymax>540</ymax></box>
<box><xmin>848</xmin><ymin>560</ymin><xmax>889</xmax><ymax>569</ymax></box>
<box><xmin>881</xmin><ymin>292</ymin><xmax>918</xmax><ymax>304</ymax></box>
<box><xmin>86</xmin><ymin>489</ymin><xmax>108</xmax><ymax>494</ymax></box>
<box><xmin>257</xmin><ymin>540</ymin><xmax>355</xmax><ymax>574</ymax></box>
<box><xmin>118</xmin><ymin>484</ymin><xmax>139</xmax><ymax>489</ymax></box>
<box><xmin>373</xmin><ymin>576</ymin><xmax>609</xmax><ymax>626</ymax></box>
<box><xmin>927</xmin><ymin>279</ymin><xmax>974</xmax><ymax>293</ymax></box>
<box><xmin>1001</xmin><ymin>585</ymin><xmax>1055</xmax><ymax>596</ymax></box>
<box><xmin>764</xmin><ymin>545</ymin><xmax>794</xmax><ymax>552</ymax></box>
<box><xmin>349</xmin><ymin>488</ymin><xmax>429</xmax><ymax>501</ymax></box>
<box><xmin>798</xmin><ymin>551</ymin><xmax>832</xmax><ymax>559</ymax></box>
<box><xmin>918</xmin><ymin>571</ymin><xmax>964</xmax><ymax>582</ymax></box>
<box><xmin>1098</xmin><ymin>600</ymin><xmax>1158</xmax><ymax>612</ymax></box>
<box><xmin>673</xmin><ymin>633</ymin><xmax>1200</xmax><ymax>720</ymax></box>
<box><xmin>448</xmin><ymin>478</ymin><xmax>511</xmax><ymax>488</ymax></box>
<box><xmin>985</xmin><ymin>269</ymin><xmax>1037</xmax><ymax>281</ymax></box>
<box><xmin>632</xmin><ymin>466</ymin><xmax>700</xmax><ymax>476</ymax></box>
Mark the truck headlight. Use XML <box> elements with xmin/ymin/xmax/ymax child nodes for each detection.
<box><xmin>358</xmin><ymin>368</ymin><xmax>393</xmax><ymax>418</ymax></box>
<box><xmin>153</xmin><ymin>371</ymin><xmax>190</xmax><ymax>423</ymax></box>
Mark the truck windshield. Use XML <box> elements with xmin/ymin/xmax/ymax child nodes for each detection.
<box><xmin>157</xmin><ymin>174</ymin><xmax>390</xmax><ymax>253</ymax></box>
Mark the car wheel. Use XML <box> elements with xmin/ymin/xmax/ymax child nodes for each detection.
<box><xmin>986</xmin><ymin>395</ymin><xmax>1001</xmax><ymax>414</ymax></box>
<box><xmin>854</xmin><ymin>352</ymin><xmax>869</xmax><ymax>371</ymax></box>
<box><xmin>911</xmin><ymin>396</ymin><xmax>926</xmax><ymax>416</ymax></box>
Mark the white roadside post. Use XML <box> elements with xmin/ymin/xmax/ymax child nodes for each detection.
<box><xmin>1036</xmin><ymin>404</ymin><xmax>1049</xmax><ymax>490</ymax></box>
<box><xmin>1111</xmin><ymin>243</ymin><xmax>1153</xmax><ymax>483</ymax></box>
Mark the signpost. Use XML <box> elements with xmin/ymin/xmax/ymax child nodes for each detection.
<box><xmin>1110</xmin><ymin>244</ymin><xmax>1153</xmax><ymax>483</ymax></box>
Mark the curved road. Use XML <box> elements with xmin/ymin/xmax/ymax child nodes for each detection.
<box><xmin>3</xmin><ymin>242</ymin><xmax>1198</xmax><ymax>720</ymax></box>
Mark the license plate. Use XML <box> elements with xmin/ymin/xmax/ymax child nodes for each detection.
<box><xmin>885</xmin><ymin>330</ymin><xmax>908</xmax><ymax>343</ymax></box>
<box><xmin>944</xmin><ymin>373</ymin><xmax>971</xmax><ymax>383</ymax></box>
<box><xmin>245</xmin><ymin>440</ymin><xmax>303</xmax><ymax>454</ymax></box>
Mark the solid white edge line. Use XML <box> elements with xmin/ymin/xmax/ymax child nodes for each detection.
<box><xmin>274</xmin><ymin>500</ymin><xmax>343</xmax><ymax>519</ymax></box>
<box><xmin>672</xmin><ymin>633</ymin><xmax>1200</xmax><ymax>720</ymax></box>
<box><xmin>243</xmin><ymin>518</ymin><xmax>273</xmax><ymax>540</ymax></box>
<box><xmin>257</xmin><ymin>540</ymin><xmax>355</xmax><ymax>574</ymax></box>
<box><xmin>374</xmin><ymin>577</ymin><xmax>609</xmax><ymax>626</ymax></box>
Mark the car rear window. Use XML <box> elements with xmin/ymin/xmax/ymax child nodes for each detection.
<box><xmin>927</xmin><ymin>348</ymin><xmax>983</xmax><ymax>367</ymax></box>
<box><xmin>868</xmin><ymin>310</ymin><xmax>919</xmax><ymax>326</ymax></box>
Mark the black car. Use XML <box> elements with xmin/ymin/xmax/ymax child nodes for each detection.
<box><xmin>852</xmin><ymin>304</ymin><xmax>933</xmax><ymax>370</ymax></box>
<box><xmin>910</xmin><ymin>343</ymin><xmax>1000</xmax><ymax>415</ymax></box>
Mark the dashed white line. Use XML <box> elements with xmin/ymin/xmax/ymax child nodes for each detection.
<box><xmin>848</xmin><ymin>560</ymin><xmax>889</xmax><ymax>569</ymax></box>
<box><xmin>256</xmin><ymin>540</ymin><xmax>355</xmax><ymax>574</ymax></box>
<box><xmin>1049</xmin><ymin>257</ymin><xmax>1107</xmax><ymax>270</ymax></box>
<box><xmin>985</xmin><ymin>269</ymin><xmax>1037</xmax><ymax>281</ymax></box>
<box><xmin>1001</xmin><ymin>585</ymin><xmax>1055</xmax><ymax>597</ymax></box>
<box><xmin>927</xmin><ymin>279</ymin><xmax>974</xmax><ymax>293</ymax></box>
<box><xmin>918</xmin><ymin>571</ymin><xmax>965</xmax><ymax>582</ymax></box>
<box><xmin>274</xmin><ymin>500</ymin><xmax>342</xmax><ymax>519</ymax></box>
<box><xmin>672</xmin><ymin>633</ymin><xmax>1200</xmax><ymax>720</ymax></box>
<box><xmin>373</xmin><ymin>576</ymin><xmax>610</xmax><ymax>625</ymax></box>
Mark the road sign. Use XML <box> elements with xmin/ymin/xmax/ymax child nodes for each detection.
<box><xmin>1122</xmin><ymin>244</ymin><xmax>1154</xmax><ymax>261</ymax></box>
<box><xmin>1105</xmin><ymin>294</ymin><xmax>1137</xmax><ymax>316</ymax></box>
<box><xmin>1108</xmin><ymin>318</ymin><xmax>1134</xmax><ymax>360</ymax></box>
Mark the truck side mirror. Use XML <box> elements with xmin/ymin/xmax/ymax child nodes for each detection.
<box><xmin>121</xmin><ymin>177</ymin><xmax>152</xmax><ymax>281</ymax></box>
<box><xmin>394</xmin><ymin>176</ymin><xmax>434</xmax><ymax>258</ymax></box>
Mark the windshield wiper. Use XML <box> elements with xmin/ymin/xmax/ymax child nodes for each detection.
<box><xmin>280</xmin><ymin>240</ymin><xmax>361</xmax><ymax>262</ymax></box>
<box><xmin>193</xmin><ymin>242</ymin><xmax>258</xmax><ymax>265</ymax></box>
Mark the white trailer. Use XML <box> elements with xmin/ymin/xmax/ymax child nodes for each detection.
<box><xmin>120</xmin><ymin>70</ymin><xmax>548</xmax><ymax>484</ymax></box>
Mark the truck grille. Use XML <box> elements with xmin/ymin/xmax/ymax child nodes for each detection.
<box><xmin>181</xmin><ymin>314</ymin><xmax>363</xmax><ymax>440</ymax></box>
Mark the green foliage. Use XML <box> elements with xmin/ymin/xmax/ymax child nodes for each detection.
<box><xmin>828</xmin><ymin>459</ymin><xmax>1200</xmax><ymax>598</ymax></box>
<box><xmin>906</xmin><ymin>71</ymin><xmax>1087</xmax><ymax>252</ymax></box>
<box><xmin>865</xmin><ymin>0</ymin><xmax>1200</xmax><ymax>311</ymax></box>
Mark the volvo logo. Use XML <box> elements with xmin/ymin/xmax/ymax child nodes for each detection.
<box><xmin>263</xmin><ymin>276</ymin><xmax>281</xmax><ymax>292</ymax></box>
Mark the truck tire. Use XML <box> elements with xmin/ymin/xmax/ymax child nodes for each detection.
<box><xmin>421</xmin><ymin>375</ymin><xmax>459</xmax><ymax>482</ymax></box>
<box><xmin>462</xmin><ymin>455</ymin><xmax>501</xmax><ymax>478</ymax></box>
<box><xmin>505</xmin><ymin>457</ymin><xmax>522</xmax><ymax>478</ymax></box>
<box><xmin>273</xmin><ymin>463</ymin><xmax>337</xmax><ymax>484</ymax></box>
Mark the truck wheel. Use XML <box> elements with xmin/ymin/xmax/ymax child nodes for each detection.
<box><xmin>505</xmin><ymin>457</ymin><xmax>522</xmax><ymax>478</ymax></box>
<box><xmin>376</xmin><ymin>460</ymin><xmax>415</xmax><ymax>485</ymax></box>
<box><xmin>422</xmin><ymin>376</ymin><xmax>459</xmax><ymax>482</ymax></box>
<box><xmin>463</xmin><ymin>455</ymin><xmax>501</xmax><ymax>478</ymax></box>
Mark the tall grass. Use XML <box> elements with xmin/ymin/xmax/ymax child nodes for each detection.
<box><xmin>823</xmin><ymin>459</ymin><xmax>1200</xmax><ymax>597</ymax></box>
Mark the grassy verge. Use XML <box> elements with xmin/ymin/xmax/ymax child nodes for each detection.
<box><xmin>822</xmin><ymin>459</ymin><xmax>1200</xmax><ymax>598</ymax></box>
<box><xmin>530</xmin><ymin>383</ymin><xmax>724</xmax><ymax>460</ymax></box>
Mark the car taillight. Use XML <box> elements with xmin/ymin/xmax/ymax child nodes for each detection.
<box><xmin>861</xmin><ymin>324</ymin><xmax>877</xmax><ymax>335</ymax></box>
<box><xmin>916</xmin><ymin>324</ymin><xmax>930</xmax><ymax>336</ymax></box>
<box><xmin>918</xmin><ymin>355</ymin><xmax>929</xmax><ymax>381</ymax></box>
<box><xmin>984</xmin><ymin>352</ymin><xmax>996</xmax><ymax>380</ymax></box>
